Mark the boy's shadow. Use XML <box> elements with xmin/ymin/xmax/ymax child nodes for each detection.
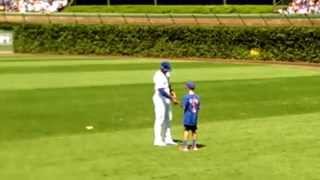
<box><xmin>173</xmin><ymin>139</ymin><xmax>206</xmax><ymax>149</ymax></box>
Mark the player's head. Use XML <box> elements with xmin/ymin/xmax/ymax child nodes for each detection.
<box><xmin>186</xmin><ymin>81</ymin><xmax>196</xmax><ymax>90</ymax></box>
<box><xmin>160</xmin><ymin>61</ymin><xmax>171</xmax><ymax>73</ymax></box>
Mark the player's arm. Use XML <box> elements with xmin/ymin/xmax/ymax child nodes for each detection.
<box><xmin>158</xmin><ymin>88</ymin><xmax>179</xmax><ymax>104</ymax></box>
<box><xmin>169</xmin><ymin>87</ymin><xmax>179</xmax><ymax>104</ymax></box>
<box><xmin>158</xmin><ymin>88</ymin><xmax>172</xmax><ymax>100</ymax></box>
<box><xmin>168</xmin><ymin>77</ymin><xmax>175</xmax><ymax>96</ymax></box>
<box><xmin>166</xmin><ymin>73</ymin><xmax>177</xmax><ymax>99</ymax></box>
<box><xmin>169</xmin><ymin>84</ymin><xmax>174</xmax><ymax>93</ymax></box>
<box><xmin>168</xmin><ymin>83</ymin><xmax>179</xmax><ymax>104</ymax></box>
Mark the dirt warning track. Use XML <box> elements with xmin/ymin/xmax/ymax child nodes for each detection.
<box><xmin>1</xmin><ymin>13</ymin><xmax>320</xmax><ymax>26</ymax></box>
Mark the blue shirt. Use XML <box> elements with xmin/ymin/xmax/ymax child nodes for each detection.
<box><xmin>182</xmin><ymin>92</ymin><xmax>200</xmax><ymax>126</ymax></box>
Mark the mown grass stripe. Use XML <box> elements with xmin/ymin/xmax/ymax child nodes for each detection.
<box><xmin>0</xmin><ymin>59</ymin><xmax>160</xmax><ymax>67</ymax></box>
<box><xmin>0</xmin><ymin>55</ymin><xmax>147</xmax><ymax>61</ymax></box>
<box><xmin>0</xmin><ymin>62</ymin><xmax>258</xmax><ymax>74</ymax></box>
<box><xmin>0</xmin><ymin>66</ymin><xmax>319</xmax><ymax>91</ymax></box>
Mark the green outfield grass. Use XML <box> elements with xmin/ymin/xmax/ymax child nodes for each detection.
<box><xmin>64</xmin><ymin>5</ymin><xmax>276</xmax><ymax>14</ymax></box>
<box><xmin>0</xmin><ymin>55</ymin><xmax>319</xmax><ymax>180</ymax></box>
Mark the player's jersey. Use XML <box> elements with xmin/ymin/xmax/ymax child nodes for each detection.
<box><xmin>153</xmin><ymin>70</ymin><xmax>170</xmax><ymax>97</ymax></box>
<box><xmin>182</xmin><ymin>92</ymin><xmax>200</xmax><ymax>126</ymax></box>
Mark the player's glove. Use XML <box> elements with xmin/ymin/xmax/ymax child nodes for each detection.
<box><xmin>172</xmin><ymin>98</ymin><xmax>180</xmax><ymax>105</ymax></box>
<box><xmin>170</xmin><ymin>91</ymin><xmax>179</xmax><ymax>105</ymax></box>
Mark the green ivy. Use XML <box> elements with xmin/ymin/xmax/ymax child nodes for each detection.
<box><xmin>11</xmin><ymin>24</ymin><xmax>320</xmax><ymax>62</ymax></box>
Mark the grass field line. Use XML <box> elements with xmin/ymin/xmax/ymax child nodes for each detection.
<box><xmin>0</xmin><ymin>54</ymin><xmax>116</xmax><ymax>61</ymax></box>
<box><xmin>1</xmin><ymin>55</ymin><xmax>320</xmax><ymax>71</ymax></box>
<box><xmin>0</xmin><ymin>111</ymin><xmax>319</xmax><ymax>179</ymax></box>
<box><xmin>0</xmin><ymin>59</ymin><xmax>168</xmax><ymax>67</ymax></box>
<box><xmin>270</xmin><ymin>64</ymin><xmax>320</xmax><ymax>72</ymax></box>
<box><xmin>0</xmin><ymin>60</ymin><xmax>243</xmax><ymax>70</ymax></box>
<box><xmin>0</xmin><ymin>54</ymin><xmax>203</xmax><ymax>63</ymax></box>
<box><xmin>0</xmin><ymin>66</ymin><xmax>319</xmax><ymax>91</ymax></box>
<box><xmin>1</xmin><ymin>54</ymin><xmax>320</xmax><ymax>70</ymax></box>
<box><xmin>0</xmin><ymin>55</ymin><xmax>186</xmax><ymax>63</ymax></box>
<box><xmin>0</xmin><ymin>64</ymin><xmax>258</xmax><ymax>75</ymax></box>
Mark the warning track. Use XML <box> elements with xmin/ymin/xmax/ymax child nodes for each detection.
<box><xmin>1</xmin><ymin>12</ymin><xmax>320</xmax><ymax>26</ymax></box>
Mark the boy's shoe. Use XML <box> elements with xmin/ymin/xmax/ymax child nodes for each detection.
<box><xmin>192</xmin><ymin>146</ymin><xmax>199</xmax><ymax>151</ymax></box>
<box><xmin>182</xmin><ymin>147</ymin><xmax>189</xmax><ymax>152</ymax></box>
<box><xmin>180</xmin><ymin>145</ymin><xmax>189</xmax><ymax>152</ymax></box>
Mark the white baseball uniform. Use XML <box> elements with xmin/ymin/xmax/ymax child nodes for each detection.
<box><xmin>152</xmin><ymin>70</ymin><xmax>175</xmax><ymax>146</ymax></box>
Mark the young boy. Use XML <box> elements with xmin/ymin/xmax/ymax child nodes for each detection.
<box><xmin>181</xmin><ymin>81</ymin><xmax>200</xmax><ymax>151</ymax></box>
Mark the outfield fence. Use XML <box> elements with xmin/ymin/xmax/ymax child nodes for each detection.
<box><xmin>1</xmin><ymin>12</ymin><xmax>320</xmax><ymax>26</ymax></box>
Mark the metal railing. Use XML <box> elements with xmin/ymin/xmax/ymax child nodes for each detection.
<box><xmin>1</xmin><ymin>12</ymin><xmax>320</xmax><ymax>26</ymax></box>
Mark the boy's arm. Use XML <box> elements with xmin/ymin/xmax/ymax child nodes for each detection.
<box><xmin>181</xmin><ymin>96</ymin><xmax>188</xmax><ymax>111</ymax></box>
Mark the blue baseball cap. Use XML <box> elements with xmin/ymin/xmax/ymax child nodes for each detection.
<box><xmin>186</xmin><ymin>81</ymin><xmax>196</xmax><ymax>90</ymax></box>
<box><xmin>160</xmin><ymin>61</ymin><xmax>171</xmax><ymax>72</ymax></box>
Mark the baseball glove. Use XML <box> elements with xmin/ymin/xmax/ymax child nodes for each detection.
<box><xmin>171</xmin><ymin>91</ymin><xmax>180</xmax><ymax>105</ymax></box>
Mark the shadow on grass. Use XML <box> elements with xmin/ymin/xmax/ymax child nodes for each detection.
<box><xmin>174</xmin><ymin>139</ymin><xmax>206</xmax><ymax>150</ymax></box>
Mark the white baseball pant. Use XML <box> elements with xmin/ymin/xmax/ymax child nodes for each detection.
<box><xmin>153</xmin><ymin>94</ymin><xmax>174</xmax><ymax>145</ymax></box>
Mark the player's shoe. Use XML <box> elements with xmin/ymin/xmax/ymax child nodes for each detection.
<box><xmin>154</xmin><ymin>141</ymin><xmax>167</xmax><ymax>147</ymax></box>
<box><xmin>165</xmin><ymin>140</ymin><xmax>177</xmax><ymax>146</ymax></box>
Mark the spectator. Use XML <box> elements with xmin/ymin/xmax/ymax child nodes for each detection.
<box><xmin>279</xmin><ymin>0</ymin><xmax>320</xmax><ymax>15</ymax></box>
<box><xmin>2</xmin><ymin>0</ymin><xmax>68</xmax><ymax>13</ymax></box>
<box><xmin>0</xmin><ymin>0</ymin><xmax>15</xmax><ymax>11</ymax></box>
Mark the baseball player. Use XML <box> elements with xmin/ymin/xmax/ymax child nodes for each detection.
<box><xmin>181</xmin><ymin>81</ymin><xmax>200</xmax><ymax>151</ymax></box>
<box><xmin>152</xmin><ymin>61</ymin><xmax>179</xmax><ymax>146</ymax></box>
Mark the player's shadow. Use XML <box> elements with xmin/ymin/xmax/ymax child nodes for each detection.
<box><xmin>173</xmin><ymin>139</ymin><xmax>206</xmax><ymax>149</ymax></box>
<box><xmin>194</xmin><ymin>144</ymin><xmax>206</xmax><ymax>149</ymax></box>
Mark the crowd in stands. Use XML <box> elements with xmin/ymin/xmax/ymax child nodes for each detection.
<box><xmin>0</xmin><ymin>0</ymin><xmax>68</xmax><ymax>13</ymax></box>
<box><xmin>279</xmin><ymin>0</ymin><xmax>320</xmax><ymax>14</ymax></box>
